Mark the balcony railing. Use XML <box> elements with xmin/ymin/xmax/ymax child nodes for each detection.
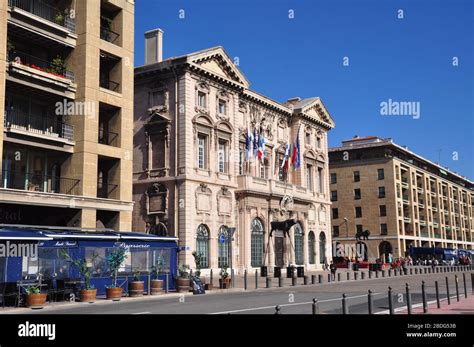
<box><xmin>9</xmin><ymin>50</ymin><xmax>75</xmax><ymax>82</ymax></box>
<box><xmin>98</xmin><ymin>130</ymin><xmax>118</xmax><ymax>146</ymax></box>
<box><xmin>8</xmin><ymin>0</ymin><xmax>75</xmax><ymax>32</ymax></box>
<box><xmin>420</xmin><ymin>231</ymin><xmax>429</xmax><ymax>238</ymax></box>
<box><xmin>4</xmin><ymin>109</ymin><xmax>73</xmax><ymax>141</ymax></box>
<box><xmin>97</xmin><ymin>183</ymin><xmax>118</xmax><ymax>199</ymax></box>
<box><xmin>1</xmin><ymin>170</ymin><xmax>79</xmax><ymax>195</ymax></box>
<box><xmin>100</xmin><ymin>77</ymin><xmax>120</xmax><ymax>92</ymax></box>
<box><xmin>100</xmin><ymin>27</ymin><xmax>120</xmax><ymax>44</ymax></box>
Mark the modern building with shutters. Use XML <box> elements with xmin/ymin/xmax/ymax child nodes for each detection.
<box><xmin>329</xmin><ymin>136</ymin><xmax>474</xmax><ymax>262</ymax></box>
<box><xmin>0</xmin><ymin>0</ymin><xmax>134</xmax><ymax>230</ymax></box>
<box><xmin>133</xmin><ymin>30</ymin><xmax>335</xmax><ymax>273</ymax></box>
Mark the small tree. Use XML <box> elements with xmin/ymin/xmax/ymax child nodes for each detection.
<box><xmin>50</xmin><ymin>55</ymin><xmax>66</xmax><ymax>76</ymax></box>
<box><xmin>192</xmin><ymin>251</ymin><xmax>203</xmax><ymax>277</ymax></box>
<box><xmin>60</xmin><ymin>250</ymin><xmax>97</xmax><ymax>290</ymax></box>
<box><xmin>178</xmin><ymin>264</ymin><xmax>190</xmax><ymax>279</ymax></box>
<box><xmin>106</xmin><ymin>246</ymin><xmax>127</xmax><ymax>288</ymax></box>
<box><xmin>151</xmin><ymin>251</ymin><xmax>166</xmax><ymax>280</ymax></box>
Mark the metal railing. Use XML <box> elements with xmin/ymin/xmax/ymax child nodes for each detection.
<box><xmin>100</xmin><ymin>27</ymin><xmax>120</xmax><ymax>44</ymax></box>
<box><xmin>8</xmin><ymin>50</ymin><xmax>75</xmax><ymax>82</ymax></box>
<box><xmin>1</xmin><ymin>170</ymin><xmax>80</xmax><ymax>195</ymax></box>
<box><xmin>97</xmin><ymin>183</ymin><xmax>118</xmax><ymax>199</ymax></box>
<box><xmin>4</xmin><ymin>109</ymin><xmax>74</xmax><ymax>141</ymax></box>
<box><xmin>8</xmin><ymin>0</ymin><xmax>75</xmax><ymax>32</ymax></box>
<box><xmin>100</xmin><ymin>77</ymin><xmax>120</xmax><ymax>92</ymax></box>
<box><xmin>98</xmin><ymin>130</ymin><xmax>118</xmax><ymax>146</ymax></box>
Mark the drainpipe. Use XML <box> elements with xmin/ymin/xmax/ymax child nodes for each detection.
<box><xmin>172</xmin><ymin>66</ymin><xmax>179</xmax><ymax>248</ymax></box>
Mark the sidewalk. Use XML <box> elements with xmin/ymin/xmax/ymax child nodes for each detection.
<box><xmin>393</xmin><ymin>294</ymin><xmax>474</xmax><ymax>315</ymax></box>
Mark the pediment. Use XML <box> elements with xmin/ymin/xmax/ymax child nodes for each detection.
<box><xmin>299</xmin><ymin>98</ymin><xmax>335</xmax><ymax>128</ymax></box>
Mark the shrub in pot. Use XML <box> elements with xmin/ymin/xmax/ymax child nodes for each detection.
<box><xmin>219</xmin><ymin>266</ymin><xmax>231</xmax><ymax>289</ymax></box>
<box><xmin>150</xmin><ymin>256</ymin><xmax>165</xmax><ymax>295</ymax></box>
<box><xmin>105</xmin><ymin>246</ymin><xmax>127</xmax><ymax>301</ymax></box>
<box><xmin>60</xmin><ymin>250</ymin><xmax>97</xmax><ymax>303</ymax></box>
<box><xmin>192</xmin><ymin>251</ymin><xmax>206</xmax><ymax>285</ymax></box>
<box><xmin>176</xmin><ymin>264</ymin><xmax>190</xmax><ymax>292</ymax></box>
<box><xmin>25</xmin><ymin>285</ymin><xmax>47</xmax><ymax>309</ymax></box>
<box><xmin>129</xmin><ymin>270</ymin><xmax>144</xmax><ymax>297</ymax></box>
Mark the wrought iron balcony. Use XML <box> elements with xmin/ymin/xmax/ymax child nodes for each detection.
<box><xmin>100</xmin><ymin>77</ymin><xmax>120</xmax><ymax>92</ymax></box>
<box><xmin>1</xmin><ymin>170</ymin><xmax>80</xmax><ymax>195</ymax></box>
<box><xmin>100</xmin><ymin>27</ymin><xmax>120</xmax><ymax>44</ymax></box>
<box><xmin>97</xmin><ymin>183</ymin><xmax>118</xmax><ymax>199</ymax></box>
<box><xmin>98</xmin><ymin>130</ymin><xmax>118</xmax><ymax>146</ymax></box>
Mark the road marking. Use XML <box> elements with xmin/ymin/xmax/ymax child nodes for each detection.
<box><xmin>132</xmin><ymin>311</ymin><xmax>151</xmax><ymax>315</ymax></box>
<box><xmin>375</xmin><ymin>295</ymin><xmax>458</xmax><ymax>314</ymax></box>
<box><xmin>209</xmin><ymin>293</ymin><xmax>381</xmax><ymax>314</ymax></box>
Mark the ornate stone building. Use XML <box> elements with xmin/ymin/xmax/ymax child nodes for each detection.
<box><xmin>133</xmin><ymin>30</ymin><xmax>335</xmax><ymax>273</ymax></box>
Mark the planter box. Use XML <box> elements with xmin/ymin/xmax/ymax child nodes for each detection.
<box><xmin>177</xmin><ymin>278</ymin><xmax>190</xmax><ymax>292</ymax></box>
<box><xmin>219</xmin><ymin>278</ymin><xmax>231</xmax><ymax>289</ymax></box>
<box><xmin>26</xmin><ymin>293</ymin><xmax>47</xmax><ymax>309</ymax></box>
<box><xmin>79</xmin><ymin>289</ymin><xmax>97</xmax><ymax>303</ymax></box>
<box><xmin>150</xmin><ymin>279</ymin><xmax>163</xmax><ymax>295</ymax></box>
<box><xmin>106</xmin><ymin>287</ymin><xmax>123</xmax><ymax>301</ymax></box>
<box><xmin>129</xmin><ymin>281</ymin><xmax>144</xmax><ymax>297</ymax></box>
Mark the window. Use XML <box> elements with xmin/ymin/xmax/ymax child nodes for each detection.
<box><xmin>218</xmin><ymin>139</ymin><xmax>228</xmax><ymax>173</ymax></box>
<box><xmin>353</xmin><ymin>171</ymin><xmax>360</xmax><ymax>182</ymax></box>
<box><xmin>260</xmin><ymin>159</ymin><xmax>268</xmax><ymax>179</ymax></box>
<box><xmin>239</xmin><ymin>143</ymin><xmax>245</xmax><ymax>175</ymax></box>
<box><xmin>305</xmin><ymin>132</ymin><xmax>311</xmax><ymax>145</ymax></box>
<box><xmin>380</xmin><ymin>205</ymin><xmax>387</xmax><ymax>217</ymax></box>
<box><xmin>294</xmin><ymin>223</ymin><xmax>304</xmax><ymax>265</ymax></box>
<box><xmin>319</xmin><ymin>232</ymin><xmax>326</xmax><ymax>264</ymax></box>
<box><xmin>332</xmin><ymin>208</ymin><xmax>339</xmax><ymax>219</ymax></box>
<box><xmin>332</xmin><ymin>226</ymin><xmax>340</xmax><ymax>237</ymax></box>
<box><xmin>278</xmin><ymin>154</ymin><xmax>287</xmax><ymax>182</ymax></box>
<box><xmin>330</xmin><ymin>173</ymin><xmax>337</xmax><ymax>184</ymax></box>
<box><xmin>196</xmin><ymin>224</ymin><xmax>209</xmax><ymax>268</ymax></box>
<box><xmin>356</xmin><ymin>224</ymin><xmax>363</xmax><ymax>234</ymax></box>
<box><xmin>378</xmin><ymin>186</ymin><xmax>386</xmax><ymax>198</ymax></box>
<box><xmin>377</xmin><ymin>168</ymin><xmax>385</xmax><ymax>180</ymax></box>
<box><xmin>308</xmin><ymin>231</ymin><xmax>315</xmax><ymax>265</ymax></box>
<box><xmin>218</xmin><ymin>99</ymin><xmax>227</xmax><ymax>115</ymax></box>
<box><xmin>306</xmin><ymin>164</ymin><xmax>313</xmax><ymax>191</ymax></box>
<box><xmin>354</xmin><ymin>188</ymin><xmax>361</xmax><ymax>200</ymax></box>
<box><xmin>380</xmin><ymin>223</ymin><xmax>388</xmax><ymax>235</ymax></box>
<box><xmin>197</xmin><ymin>134</ymin><xmax>207</xmax><ymax>169</ymax></box>
<box><xmin>331</xmin><ymin>190</ymin><xmax>338</xmax><ymax>202</ymax></box>
<box><xmin>355</xmin><ymin>206</ymin><xmax>362</xmax><ymax>218</ymax></box>
<box><xmin>251</xmin><ymin>218</ymin><xmax>264</xmax><ymax>267</ymax></box>
<box><xmin>197</xmin><ymin>91</ymin><xmax>206</xmax><ymax>108</ymax></box>
<box><xmin>316</xmin><ymin>136</ymin><xmax>322</xmax><ymax>149</ymax></box>
<box><xmin>151</xmin><ymin>132</ymin><xmax>165</xmax><ymax>169</ymax></box>
<box><xmin>218</xmin><ymin>226</ymin><xmax>229</xmax><ymax>268</ymax></box>
<box><xmin>317</xmin><ymin>167</ymin><xmax>324</xmax><ymax>193</ymax></box>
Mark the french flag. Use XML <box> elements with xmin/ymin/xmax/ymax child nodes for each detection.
<box><xmin>258</xmin><ymin>133</ymin><xmax>265</xmax><ymax>162</ymax></box>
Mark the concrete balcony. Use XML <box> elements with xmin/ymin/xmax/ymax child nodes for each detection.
<box><xmin>1</xmin><ymin>169</ymin><xmax>80</xmax><ymax>195</ymax></box>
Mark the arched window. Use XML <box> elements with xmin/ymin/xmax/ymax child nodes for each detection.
<box><xmin>218</xmin><ymin>226</ymin><xmax>229</xmax><ymax>268</ymax></box>
<box><xmin>308</xmin><ymin>231</ymin><xmax>316</xmax><ymax>264</ymax></box>
<box><xmin>196</xmin><ymin>224</ymin><xmax>209</xmax><ymax>268</ymax></box>
<box><xmin>319</xmin><ymin>232</ymin><xmax>326</xmax><ymax>264</ymax></box>
<box><xmin>251</xmin><ymin>218</ymin><xmax>264</xmax><ymax>267</ymax></box>
<box><xmin>294</xmin><ymin>223</ymin><xmax>304</xmax><ymax>265</ymax></box>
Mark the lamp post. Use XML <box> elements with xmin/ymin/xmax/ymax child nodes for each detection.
<box><xmin>228</xmin><ymin>227</ymin><xmax>236</xmax><ymax>286</ymax></box>
<box><xmin>343</xmin><ymin>217</ymin><xmax>349</xmax><ymax>239</ymax></box>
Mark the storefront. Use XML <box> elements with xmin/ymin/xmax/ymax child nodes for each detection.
<box><xmin>1</xmin><ymin>227</ymin><xmax>179</xmax><ymax>296</ymax></box>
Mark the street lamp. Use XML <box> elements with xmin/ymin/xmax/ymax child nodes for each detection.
<box><xmin>228</xmin><ymin>227</ymin><xmax>236</xmax><ymax>287</ymax></box>
<box><xmin>343</xmin><ymin>217</ymin><xmax>349</xmax><ymax>239</ymax></box>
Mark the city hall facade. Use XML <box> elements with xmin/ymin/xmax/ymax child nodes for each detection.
<box><xmin>133</xmin><ymin>30</ymin><xmax>335</xmax><ymax>273</ymax></box>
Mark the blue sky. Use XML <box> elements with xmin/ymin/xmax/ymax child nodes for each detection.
<box><xmin>135</xmin><ymin>0</ymin><xmax>474</xmax><ymax>179</ymax></box>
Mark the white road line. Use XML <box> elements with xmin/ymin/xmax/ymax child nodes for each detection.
<box><xmin>132</xmin><ymin>311</ymin><xmax>151</xmax><ymax>315</ymax></box>
<box><xmin>209</xmin><ymin>293</ymin><xmax>381</xmax><ymax>314</ymax></box>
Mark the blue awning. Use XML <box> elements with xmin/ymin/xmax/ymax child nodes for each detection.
<box><xmin>118</xmin><ymin>231</ymin><xmax>178</xmax><ymax>242</ymax></box>
<box><xmin>0</xmin><ymin>228</ymin><xmax>52</xmax><ymax>241</ymax></box>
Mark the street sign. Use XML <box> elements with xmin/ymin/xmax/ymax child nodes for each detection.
<box><xmin>219</xmin><ymin>233</ymin><xmax>226</xmax><ymax>244</ymax></box>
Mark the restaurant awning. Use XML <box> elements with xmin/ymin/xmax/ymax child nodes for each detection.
<box><xmin>0</xmin><ymin>228</ymin><xmax>52</xmax><ymax>241</ymax></box>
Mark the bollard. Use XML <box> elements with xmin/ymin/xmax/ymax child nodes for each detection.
<box><xmin>368</xmin><ymin>290</ymin><xmax>373</xmax><ymax>314</ymax></box>
<box><xmin>255</xmin><ymin>269</ymin><xmax>258</xmax><ymax>289</ymax></box>
<box><xmin>210</xmin><ymin>269</ymin><xmax>213</xmax><ymax>288</ymax></box>
<box><xmin>354</xmin><ymin>272</ymin><xmax>358</xmax><ymax>280</ymax></box>
<box><xmin>347</xmin><ymin>272</ymin><xmax>350</xmax><ymax>281</ymax></box>
<box><xmin>388</xmin><ymin>269</ymin><xmax>392</xmax><ymax>277</ymax></box>
<box><xmin>463</xmin><ymin>273</ymin><xmax>468</xmax><ymax>299</ymax></box>
<box><xmin>435</xmin><ymin>281</ymin><xmax>441</xmax><ymax>309</ymax></box>
<box><xmin>471</xmin><ymin>273</ymin><xmax>474</xmax><ymax>295</ymax></box>
<box><xmin>446</xmin><ymin>277</ymin><xmax>451</xmax><ymax>305</ymax></box>
<box><xmin>338</xmin><ymin>273</ymin><xmax>341</xmax><ymax>282</ymax></box>
<box><xmin>388</xmin><ymin>286</ymin><xmax>394</xmax><ymax>314</ymax></box>
<box><xmin>406</xmin><ymin>284</ymin><xmax>412</xmax><ymax>314</ymax></box>
<box><xmin>319</xmin><ymin>274</ymin><xmax>323</xmax><ymax>284</ymax></box>
<box><xmin>415</xmin><ymin>268</ymin><xmax>418</xmax><ymax>275</ymax></box>
<box><xmin>361</xmin><ymin>271</ymin><xmax>365</xmax><ymax>280</ymax></box>
<box><xmin>165</xmin><ymin>272</ymin><xmax>169</xmax><ymax>294</ymax></box>
<box><xmin>292</xmin><ymin>277</ymin><xmax>297</xmax><ymax>286</ymax></box>
<box><xmin>394</xmin><ymin>268</ymin><xmax>397</xmax><ymax>276</ymax></box>
<box><xmin>304</xmin><ymin>276</ymin><xmax>308</xmax><ymax>285</ymax></box>
<box><xmin>266</xmin><ymin>276</ymin><xmax>272</xmax><ymax>288</ymax></box>
<box><xmin>410</xmin><ymin>268</ymin><xmax>413</xmax><ymax>275</ymax></box>
<box><xmin>279</xmin><ymin>277</ymin><xmax>284</xmax><ymax>287</ymax></box>
<box><xmin>422</xmin><ymin>281</ymin><xmax>428</xmax><ymax>313</ymax></box>
<box><xmin>275</xmin><ymin>305</ymin><xmax>281</xmax><ymax>315</ymax></box>
<box><xmin>369</xmin><ymin>271</ymin><xmax>372</xmax><ymax>279</ymax></box>
<box><xmin>231</xmin><ymin>269</ymin><xmax>235</xmax><ymax>288</ymax></box>
<box><xmin>312</xmin><ymin>298</ymin><xmax>319</xmax><ymax>315</ymax></box>
<box><xmin>328</xmin><ymin>273</ymin><xmax>331</xmax><ymax>283</ymax></box>
<box><xmin>455</xmin><ymin>275</ymin><xmax>460</xmax><ymax>302</ymax></box>
<box><xmin>342</xmin><ymin>293</ymin><xmax>348</xmax><ymax>314</ymax></box>
<box><xmin>382</xmin><ymin>269</ymin><xmax>386</xmax><ymax>278</ymax></box>
<box><xmin>311</xmin><ymin>275</ymin><xmax>316</xmax><ymax>284</ymax></box>
<box><xmin>244</xmin><ymin>270</ymin><xmax>247</xmax><ymax>290</ymax></box>
<box><xmin>376</xmin><ymin>270</ymin><xmax>379</xmax><ymax>278</ymax></box>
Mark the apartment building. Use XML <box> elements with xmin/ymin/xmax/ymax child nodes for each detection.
<box><xmin>0</xmin><ymin>0</ymin><xmax>134</xmax><ymax>230</ymax></box>
<box><xmin>133</xmin><ymin>30</ymin><xmax>335</xmax><ymax>272</ymax></box>
<box><xmin>329</xmin><ymin>136</ymin><xmax>474</xmax><ymax>261</ymax></box>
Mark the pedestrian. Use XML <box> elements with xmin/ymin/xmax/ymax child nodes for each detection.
<box><xmin>323</xmin><ymin>257</ymin><xmax>329</xmax><ymax>271</ymax></box>
<box><xmin>330</xmin><ymin>261</ymin><xmax>337</xmax><ymax>281</ymax></box>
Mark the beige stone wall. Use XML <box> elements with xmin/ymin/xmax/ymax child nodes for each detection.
<box><xmin>0</xmin><ymin>2</ymin><xmax>6</xmax><ymax>172</ymax></box>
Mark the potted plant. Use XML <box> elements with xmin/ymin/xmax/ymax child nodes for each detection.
<box><xmin>54</xmin><ymin>11</ymin><xmax>65</xmax><ymax>25</ymax></box>
<box><xmin>128</xmin><ymin>270</ymin><xmax>144</xmax><ymax>297</ymax></box>
<box><xmin>60</xmin><ymin>250</ymin><xmax>97</xmax><ymax>303</ymax></box>
<box><xmin>105</xmin><ymin>246</ymin><xmax>127</xmax><ymax>301</ymax></box>
<box><xmin>219</xmin><ymin>266</ymin><xmax>231</xmax><ymax>289</ymax></box>
<box><xmin>25</xmin><ymin>285</ymin><xmax>47</xmax><ymax>309</ymax></box>
<box><xmin>49</xmin><ymin>55</ymin><xmax>66</xmax><ymax>77</ymax></box>
<box><xmin>192</xmin><ymin>251</ymin><xmax>206</xmax><ymax>285</ymax></box>
<box><xmin>176</xmin><ymin>264</ymin><xmax>190</xmax><ymax>292</ymax></box>
<box><xmin>150</xmin><ymin>253</ymin><xmax>165</xmax><ymax>295</ymax></box>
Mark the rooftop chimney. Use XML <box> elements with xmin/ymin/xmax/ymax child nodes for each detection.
<box><xmin>144</xmin><ymin>28</ymin><xmax>163</xmax><ymax>65</ymax></box>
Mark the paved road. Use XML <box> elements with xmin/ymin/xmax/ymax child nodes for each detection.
<box><xmin>17</xmin><ymin>270</ymin><xmax>472</xmax><ymax>315</ymax></box>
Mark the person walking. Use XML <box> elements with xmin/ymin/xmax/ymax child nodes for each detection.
<box><xmin>330</xmin><ymin>261</ymin><xmax>337</xmax><ymax>281</ymax></box>
<box><xmin>323</xmin><ymin>257</ymin><xmax>329</xmax><ymax>271</ymax></box>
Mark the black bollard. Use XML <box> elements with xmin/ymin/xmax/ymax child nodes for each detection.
<box><xmin>231</xmin><ymin>269</ymin><xmax>235</xmax><ymax>288</ymax></box>
<box><xmin>455</xmin><ymin>275</ymin><xmax>460</xmax><ymax>302</ymax></box>
<box><xmin>266</xmin><ymin>276</ymin><xmax>272</xmax><ymax>288</ymax></box>
<box><xmin>304</xmin><ymin>276</ymin><xmax>308</xmax><ymax>285</ymax></box>
<box><xmin>368</xmin><ymin>290</ymin><xmax>373</xmax><ymax>314</ymax></box>
<box><xmin>388</xmin><ymin>286</ymin><xmax>394</xmax><ymax>314</ymax></box>
<box><xmin>244</xmin><ymin>270</ymin><xmax>247</xmax><ymax>290</ymax></box>
<box><xmin>471</xmin><ymin>273</ymin><xmax>474</xmax><ymax>295</ymax></box>
<box><xmin>328</xmin><ymin>273</ymin><xmax>331</xmax><ymax>283</ymax></box>
<box><xmin>342</xmin><ymin>293</ymin><xmax>348</xmax><ymax>314</ymax></box>
<box><xmin>292</xmin><ymin>277</ymin><xmax>297</xmax><ymax>286</ymax></box>
<box><xmin>388</xmin><ymin>269</ymin><xmax>392</xmax><ymax>277</ymax></box>
<box><xmin>312</xmin><ymin>298</ymin><xmax>319</xmax><ymax>315</ymax></box>
<box><xmin>165</xmin><ymin>272</ymin><xmax>169</xmax><ymax>294</ymax></box>
<box><xmin>347</xmin><ymin>272</ymin><xmax>350</xmax><ymax>281</ymax></box>
<box><xmin>361</xmin><ymin>272</ymin><xmax>365</xmax><ymax>280</ymax></box>
<box><xmin>422</xmin><ymin>281</ymin><xmax>428</xmax><ymax>313</ymax></box>
<box><xmin>354</xmin><ymin>272</ymin><xmax>358</xmax><ymax>280</ymax></box>
<box><xmin>382</xmin><ymin>269</ymin><xmax>385</xmax><ymax>278</ymax></box>
<box><xmin>318</xmin><ymin>274</ymin><xmax>323</xmax><ymax>284</ymax></box>
<box><xmin>210</xmin><ymin>269</ymin><xmax>214</xmax><ymax>288</ymax></box>
<box><xmin>311</xmin><ymin>275</ymin><xmax>316</xmax><ymax>284</ymax></box>
<box><xmin>446</xmin><ymin>276</ymin><xmax>451</xmax><ymax>305</ymax></box>
<box><xmin>338</xmin><ymin>273</ymin><xmax>341</xmax><ymax>282</ymax></box>
<box><xmin>406</xmin><ymin>283</ymin><xmax>412</xmax><ymax>314</ymax></box>
<box><xmin>463</xmin><ymin>273</ymin><xmax>468</xmax><ymax>299</ymax></box>
<box><xmin>410</xmin><ymin>268</ymin><xmax>413</xmax><ymax>275</ymax></box>
<box><xmin>255</xmin><ymin>269</ymin><xmax>258</xmax><ymax>289</ymax></box>
<box><xmin>275</xmin><ymin>305</ymin><xmax>281</xmax><ymax>315</ymax></box>
<box><xmin>435</xmin><ymin>281</ymin><xmax>440</xmax><ymax>309</ymax></box>
<box><xmin>376</xmin><ymin>270</ymin><xmax>379</xmax><ymax>278</ymax></box>
<box><xmin>279</xmin><ymin>277</ymin><xmax>284</xmax><ymax>287</ymax></box>
<box><xmin>369</xmin><ymin>271</ymin><xmax>372</xmax><ymax>279</ymax></box>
